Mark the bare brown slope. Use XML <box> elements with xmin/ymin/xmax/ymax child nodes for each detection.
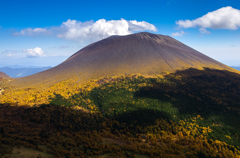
<box><xmin>10</xmin><ymin>32</ymin><xmax>237</xmax><ymax>87</ymax></box>
<box><xmin>0</xmin><ymin>71</ymin><xmax>11</xmax><ymax>79</ymax></box>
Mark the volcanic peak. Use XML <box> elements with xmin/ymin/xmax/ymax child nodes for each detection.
<box><xmin>10</xmin><ymin>32</ymin><xmax>237</xmax><ymax>87</ymax></box>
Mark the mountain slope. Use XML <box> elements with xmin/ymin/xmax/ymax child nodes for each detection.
<box><xmin>0</xmin><ymin>71</ymin><xmax>11</xmax><ymax>79</ymax></box>
<box><xmin>10</xmin><ymin>32</ymin><xmax>237</xmax><ymax>88</ymax></box>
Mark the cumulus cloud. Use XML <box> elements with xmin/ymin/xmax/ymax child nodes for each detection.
<box><xmin>15</xmin><ymin>19</ymin><xmax>157</xmax><ymax>42</ymax></box>
<box><xmin>199</xmin><ymin>28</ymin><xmax>211</xmax><ymax>34</ymax></box>
<box><xmin>171</xmin><ymin>31</ymin><xmax>187</xmax><ymax>37</ymax></box>
<box><xmin>128</xmin><ymin>20</ymin><xmax>157</xmax><ymax>32</ymax></box>
<box><xmin>14</xmin><ymin>28</ymin><xmax>51</xmax><ymax>36</ymax></box>
<box><xmin>23</xmin><ymin>47</ymin><xmax>45</xmax><ymax>57</ymax></box>
<box><xmin>176</xmin><ymin>6</ymin><xmax>240</xmax><ymax>30</ymax></box>
<box><xmin>57</xmin><ymin>19</ymin><xmax>157</xmax><ymax>42</ymax></box>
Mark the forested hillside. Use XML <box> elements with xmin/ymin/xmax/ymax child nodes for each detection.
<box><xmin>1</xmin><ymin>68</ymin><xmax>240</xmax><ymax>157</ymax></box>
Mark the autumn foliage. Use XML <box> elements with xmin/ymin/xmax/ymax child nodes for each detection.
<box><xmin>0</xmin><ymin>68</ymin><xmax>240</xmax><ymax>157</ymax></box>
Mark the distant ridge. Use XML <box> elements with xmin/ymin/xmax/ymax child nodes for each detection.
<box><xmin>10</xmin><ymin>32</ymin><xmax>238</xmax><ymax>87</ymax></box>
<box><xmin>0</xmin><ymin>67</ymin><xmax>51</xmax><ymax>78</ymax></box>
<box><xmin>0</xmin><ymin>71</ymin><xmax>11</xmax><ymax>79</ymax></box>
<box><xmin>231</xmin><ymin>66</ymin><xmax>240</xmax><ymax>71</ymax></box>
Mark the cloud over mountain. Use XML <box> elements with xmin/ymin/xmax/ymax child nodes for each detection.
<box><xmin>176</xmin><ymin>6</ymin><xmax>240</xmax><ymax>30</ymax></box>
<box><xmin>57</xmin><ymin>19</ymin><xmax>157</xmax><ymax>42</ymax></box>
<box><xmin>14</xmin><ymin>19</ymin><xmax>157</xmax><ymax>42</ymax></box>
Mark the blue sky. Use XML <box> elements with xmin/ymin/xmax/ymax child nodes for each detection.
<box><xmin>0</xmin><ymin>0</ymin><xmax>240</xmax><ymax>67</ymax></box>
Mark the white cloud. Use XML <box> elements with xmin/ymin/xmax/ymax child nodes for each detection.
<box><xmin>199</xmin><ymin>28</ymin><xmax>211</xmax><ymax>34</ymax></box>
<box><xmin>128</xmin><ymin>20</ymin><xmax>157</xmax><ymax>32</ymax></box>
<box><xmin>57</xmin><ymin>19</ymin><xmax>157</xmax><ymax>42</ymax></box>
<box><xmin>14</xmin><ymin>28</ymin><xmax>51</xmax><ymax>36</ymax></box>
<box><xmin>171</xmin><ymin>31</ymin><xmax>187</xmax><ymax>37</ymax></box>
<box><xmin>2</xmin><ymin>48</ymin><xmax>46</xmax><ymax>58</ymax></box>
<box><xmin>176</xmin><ymin>6</ymin><xmax>240</xmax><ymax>30</ymax></box>
<box><xmin>15</xmin><ymin>19</ymin><xmax>157</xmax><ymax>42</ymax></box>
<box><xmin>23</xmin><ymin>47</ymin><xmax>45</xmax><ymax>57</ymax></box>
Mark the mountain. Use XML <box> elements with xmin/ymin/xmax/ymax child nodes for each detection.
<box><xmin>0</xmin><ymin>71</ymin><xmax>11</xmax><ymax>79</ymax></box>
<box><xmin>0</xmin><ymin>67</ymin><xmax>51</xmax><ymax>78</ymax></box>
<box><xmin>10</xmin><ymin>32</ymin><xmax>237</xmax><ymax>87</ymax></box>
<box><xmin>1</xmin><ymin>32</ymin><xmax>240</xmax><ymax>157</ymax></box>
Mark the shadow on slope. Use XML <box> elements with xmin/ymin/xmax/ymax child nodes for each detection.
<box><xmin>49</xmin><ymin>93</ymin><xmax>172</xmax><ymax>129</ymax></box>
<box><xmin>0</xmin><ymin>104</ymin><xmax>175</xmax><ymax>157</ymax></box>
<box><xmin>2</xmin><ymin>97</ymin><xmax>240</xmax><ymax>157</ymax></box>
<box><xmin>113</xmin><ymin>108</ymin><xmax>172</xmax><ymax>130</ymax></box>
<box><xmin>135</xmin><ymin>68</ymin><xmax>240</xmax><ymax>144</ymax></box>
<box><xmin>47</xmin><ymin>67</ymin><xmax>240</xmax><ymax>146</ymax></box>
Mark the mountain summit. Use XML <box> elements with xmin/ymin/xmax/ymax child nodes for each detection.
<box><xmin>11</xmin><ymin>32</ymin><xmax>235</xmax><ymax>87</ymax></box>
